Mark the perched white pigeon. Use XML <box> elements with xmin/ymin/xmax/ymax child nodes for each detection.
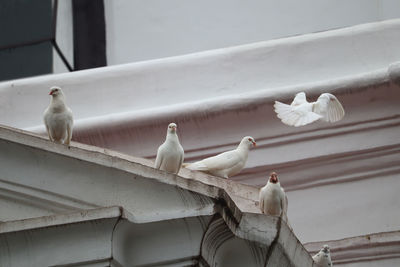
<box><xmin>312</xmin><ymin>245</ymin><xmax>333</xmax><ymax>267</ymax></box>
<box><xmin>186</xmin><ymin>136</ymin><xmax>256</xmax><ymax>178</ymax></box>
<box><xmin>274</xmin><ymin>92</ymin><xmax>345</xmax><ymax>127</ymax></box>
<box><xmin>259</xmin><ymin>172</ymin><xmax>288</xmax><ymax>221</ymax></box>
<box><xmin>43</xmin><ymin>86</ymin><xmax>73</xmax><ymax>145</ymax></box>
<box><xmin>155</xmin><ymin>123</ymin><xmax>184</xmax><ymax>174</ymax></box>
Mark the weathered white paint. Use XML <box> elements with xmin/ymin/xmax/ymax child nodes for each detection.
<box><xmin>0</xmin><ymin>206</ymin><xmax>315</xmax><ymax>267</ymax></box>
<box><xmin>0</xmin><ymin>128</ymin><xmax>316</xmax><ymax>266</ymax></box>
<box><xmin>0</xmin><ymin>207</ymin><xmax>119</xmax><ymax>267</ymax></box>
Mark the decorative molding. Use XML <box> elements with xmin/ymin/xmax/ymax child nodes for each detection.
<box><xmin>201</xmin><ymin>217</ymin><xmax>235</xmax><ymax>265</ymax></box>
<box><xmin>0</xmin><ymin>206</ymin><xmax>121</xmax><ymax>234</ymax></box>
<box><xmin>0</xmin><ymin>203</ymin><xmax>312</xmax><ymax>267</ymax></box>
<box><xmin>235</xmin><ymin>142</ymin><xmax>400</xmax><ymax>190</ymax></box>
<box><xmin>49</xmin><ymin>258</ymin><xmax>111</xmax><ymax>267</ymax></box>
<box><xmin>0</xmin><ymin>178</ymin><xmax>99</xmax><ymax>213</ymax></box>
<box><xmin>183</xmin><ymin>114</ymin><xmax>400</xmax><ymax>162</ymax></box>
<box><xmin>304</xmin><ymin>231</ymin><xmax>400</xmax><ymax>265</ymax></box>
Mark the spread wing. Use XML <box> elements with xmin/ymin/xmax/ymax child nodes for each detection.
<box><xmin>314</xmin><ymin>93</ymin><xmax>345</xmax><ymax>122</ymax></box>
<box><xmin>274</xmin><ymin>101</ymin><xmax>322</xmax><ymax>127</ymax></box>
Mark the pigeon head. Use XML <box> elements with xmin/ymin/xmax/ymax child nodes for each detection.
<box><xmin>296</xmin><ymin>92</ymin><xmax>306</xmax><ymax>98</ymax></box>
<box><xmin>241</xmin><ymin>136</ymin><xmax>256</xmax><ymax>148</ymax></box>
<box><xmin>322</xmin><ymin>245</ymin><xmax>330</xmax><ymax>253</ymax></box>
<box><xmin>167</xmin><ymin>123</ymin><xmax>177</xmax><ymax>134</ymax></box>
<box><xmin>269</xmin><ymin>172</ymin><xmax>278</xmax><ymax>184</ymax></box>
<box><xmin>49</xmin><ymin>86</ymin><xmax>63</xmax><ymax>97</ymax></box>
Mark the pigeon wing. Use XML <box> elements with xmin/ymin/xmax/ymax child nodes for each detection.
<box><xmin>274</xmin><ymin>101</ymin><xmax>322</xmax><ymax>127</ymax></box>
<box><xmin>259</xmin><ymin>186</ymin><xmax>267</xmax><ymax>213</ymax></box>
<box><xmin>314</xmin><ymin>93</ymin><xmax>345</xmax><ymax>122</ymax></box>
<box><xmin>154</xmin><ymin>144</ymin><xmax>165</xmax><ymax>169</ymax></box>
<box><xmin>187</xmin><ymin>150</ymin><xmax>240</xmax><ymax>171</ymax></box>
<box><xmin>281</xmin><ymin>187</ymin><xmax>289</xmax><ymax>222</ymax></box>
<box><xmin>176</xmin><ymin>147</ymin><xmax>184</xmax><ymax>172</ymax></box>
<box><xmin>65</xmin><ymin>108</ymin><xmax>73</xmax><ymax>145</ymax></box>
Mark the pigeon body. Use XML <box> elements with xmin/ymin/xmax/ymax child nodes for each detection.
<box><xmin>155</xmin><ymin>123</ymin><xmax>184</xmax><ymax>174</ymax></box>
<box><xmin>186</xmin><ymin>136</ymin><xmax>256</xmax><ymax>178</ymax></box>
<box><xmin>274</xmin><ymin>92</ymin><xmax>345</xmax><ymax>127</ymax></box>
<box><xmin>43</xmin><ymin>87</ymin><xmax>73</xmax><ymax>145</ymax></box>
<box><xmin>259</xmin><ymin>172</ymin><xmax>288</xmax><ymax>220</ymax></box>
<box><xmin>312</xmin><ymin>245</ymin><xmax>333</xmax><ymax>267</ymax></box>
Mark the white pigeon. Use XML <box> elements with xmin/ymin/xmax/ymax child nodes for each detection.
<box><xmin>274</xmin><ymin>92</ymin><xmax>345</xmax><ymax>127</ymax></box>
<box><xmin>186</xmin><ymin>136</ymin><xmax>256</xmax><ymax>178</ymax></box>
<box><xmin>155</xmin><ymin>123</ymin><xmax>184</xmax><ymax>174</ymax></box>
<box><xmin>43</xmin><ymin>86</ymin><xmax>73</xmax><ymax>145</ymax></box>
<box><xmin>312</xmin><ymin>245</ymin><xmax>333</xmax><ymax>267</ymax></box>
<box><xmin>259</xmin><ymin>172</ymin><xmax>288</xmax><ymax>222</ymax></box>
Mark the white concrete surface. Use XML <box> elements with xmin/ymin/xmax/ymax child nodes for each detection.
<box><xmin>0</xmin><ymin>128</ymin><xmax>315</xmax><ymax>266</ymax></box>
<box><xmin>104</xmin><ymin>0</ymin><xmax>400</xmax><ymax>64</ymax></box>
<box><xmin>0</xmin><ymin>205</ymin><xmax>315</xmax><ymax>267</ymax></box>
<box><xmin>1</xmin><ymin>19</ymin><xmax>399</xmax><ymax>131</ymax></box>
<box><xmin>0</xmin><ymin>19</ymin><xmax>399</xmax><ymax>266</ymax></box>
<box><xmin>51</xmin><ymin>1</ymin><xmax>400</xmax><ymax>71</ymax></box>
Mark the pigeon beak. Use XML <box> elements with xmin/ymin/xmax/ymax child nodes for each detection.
<box><xmin>49</xmin><ymin>91</ymin><xmax>53</xmax><ymax>95</ymax></box>
<box><xmin>252</xmin><ymin>141</ymin><xmax>257</xmax><ymax>147</ymax></box>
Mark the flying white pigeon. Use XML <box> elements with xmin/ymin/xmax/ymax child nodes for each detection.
<box><xmin>312</xmin><ymin>245</ymin><xmax>333</xmax><ymax>267</ymax></box>
<box><xmin>43</xmin><ymin>86</ymin><xmax>73</xmax><ymax>145</ymax></box>
<box><xmin>155</xmin><ymin>123</ymin><xmax>184</xmax><ymax>174</ymax></box>
<box><xmin>185</xmin><ymin>136</ymin><xmax>256</xmax><ymax>178</ymax></box>
<box><xmin>259</xmin><ymin>172</ymin><xmax>288</xmax><ymax>222</ymax></box>
<box><xmin>274</xmin><ymin>92</ymin><xmax>345</xmax><ymax>127</ymax></box>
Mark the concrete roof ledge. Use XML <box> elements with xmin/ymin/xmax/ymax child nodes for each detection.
<box><xmin>0</xmin><ymin>124</ymin><xmax>260</xmax><ymax>214</ymax></box>
<box><xmin>0</xmin><ymin>206</ymin><xmax>122</xmax><ymax>234</ymax></box>
<box><xmin>0</xmin><ymin>205</ymin><xmax>316</xmax><ymax>267</ymax></box>
<box><xmin>0</xmin><ymin>124</ymin><xmax>316</xmax><ymax>266</ymax></box>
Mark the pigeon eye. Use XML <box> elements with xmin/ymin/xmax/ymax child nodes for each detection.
<box><xmin>248</xmin><ymin>138</ymin><xmax>252</xmax><ymax>141</ymax></box>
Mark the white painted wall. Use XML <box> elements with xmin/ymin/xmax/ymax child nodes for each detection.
<box><xmin>2</xmin><ymin>19</ymin><xmax>400</xmax><ymax>130</ymax></box>
<box><xmin>53</xmin><ymin>0</ymin><xmax>73</xmax><ymax>73</ymax></box>
<box><xmin>104</xmin><ymin>0</ymin><xmax>400</xmax><ymax>65</ymax></box>
<box><xmin>52</xmin><ymin>0</ymin><xmax>400</xmax><ymax>70</ymax></box>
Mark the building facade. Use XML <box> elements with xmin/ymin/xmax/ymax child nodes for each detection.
<box><xmin>0</xmin><ymin>11</ymin><xmax>399</xmax><ymax>267</ymax></box>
